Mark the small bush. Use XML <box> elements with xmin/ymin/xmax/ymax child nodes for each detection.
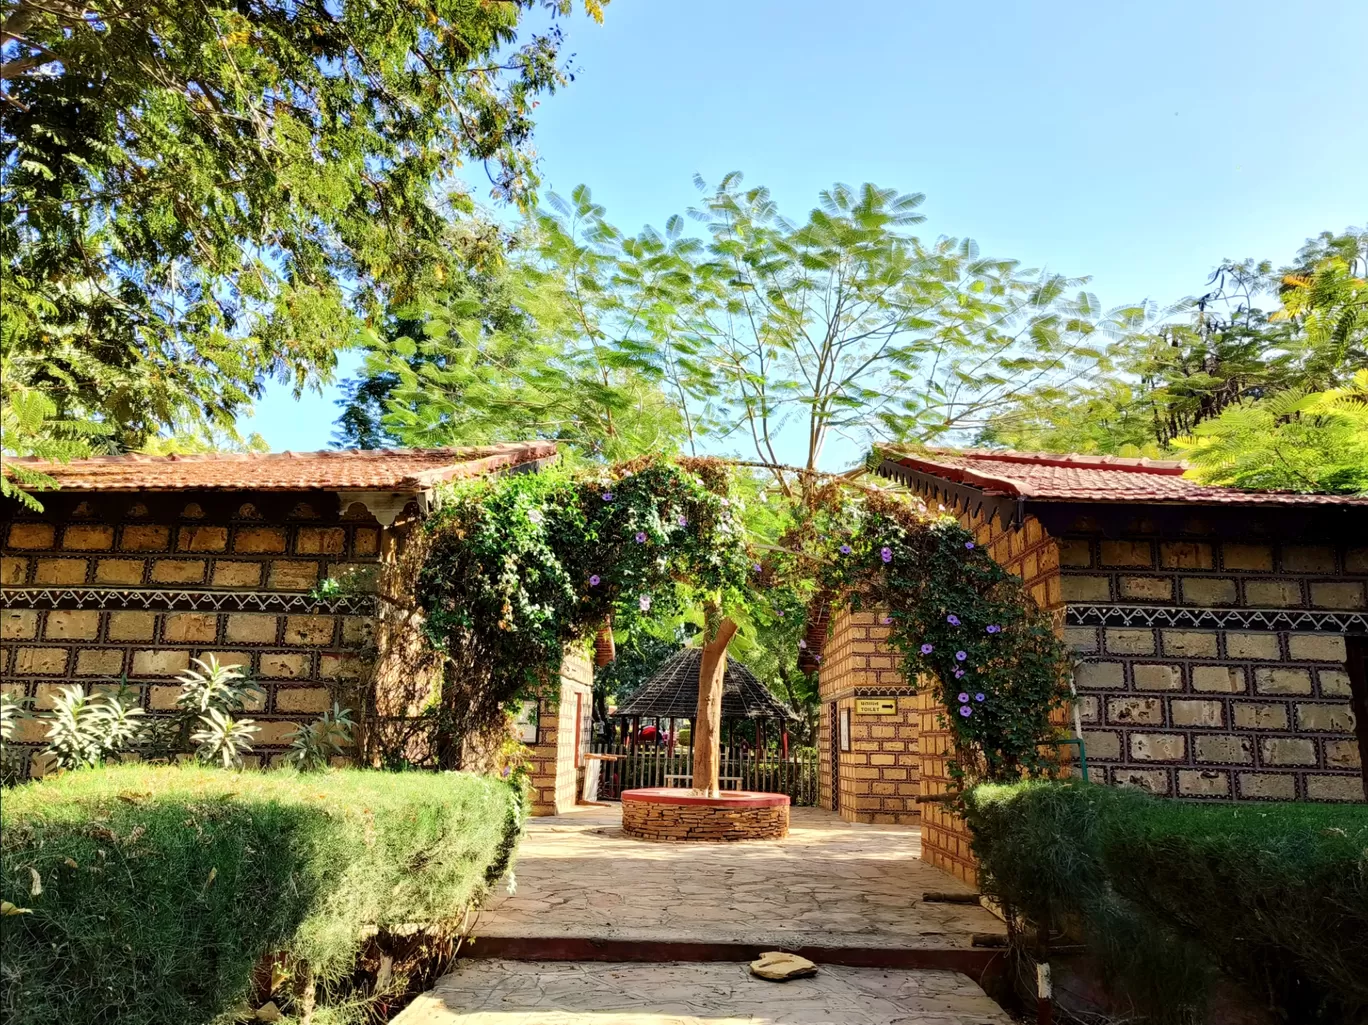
<box><xmin>0</xmin><ymin>764</ymin><xmax>526</xmax><ymax>1025</ymax></box>
<box><xmin>964</xmin><ymin>781</ymin><xmax>1368</xmax><ymax>1024</ymax></box>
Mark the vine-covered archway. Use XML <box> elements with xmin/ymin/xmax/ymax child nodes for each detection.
<box><xmin>413</xmin><ymin>456</ymin><xmax>1070</xmax><ymax>790</ymax></box>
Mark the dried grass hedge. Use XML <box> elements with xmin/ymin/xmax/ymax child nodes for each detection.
<box><xmin>965</xmin><ymin>780</ymin><xmax>1368</xmax><ymax>1025</ymax></box>
<box><xmin>0</xmin><ymin>764</ymin><xmax>526</xmax><ymax>1025</ymax></box>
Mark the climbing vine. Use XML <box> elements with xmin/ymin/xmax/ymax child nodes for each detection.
<box><xmin>789</xmin><ymin>481</ymin><xmax>1072</xmax><ymax>784</ymax></box>
<box><xmin>415</xmin><ymin>457</ymin><xmax>753</xmax><ymax>756</ymax></box>
<box><xmin>415</xmin><ymin>455</ymin><xmax>1070</xmax><ymax>783</ymax></box>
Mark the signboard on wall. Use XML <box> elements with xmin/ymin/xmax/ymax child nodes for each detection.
<box><xmin>855</xmin><ymin>698</ymin><xmax>898</xmax><ymax>715</ymax></box>
<box><xmin>514</xmin><ymin>700</ymin><xmax>539</xmax><ymax>744</ymax></box>
<box><xmin>839</xmin><ymin>707</ymin><xmax>851</xmax><ymax>752</ymax></box>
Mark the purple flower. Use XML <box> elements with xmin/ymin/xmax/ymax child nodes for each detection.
<box><xmin>754</xmin><ymin>563</ymin><xmax>763</xmax><ymax>574</ymax></box>
<box><xmin>502</xmin><ymin>766</ymin><xmax>511</xmax><ymax>777</ymax></box>
<box><xmin>589</xmin><ymin>574</ymin><xmax>601</xmax><ymax>586</ymax></box>
<box><xmin>638</xmin><ymin>594</ymin><xmax>652</xmax><ymax>612</ymax></box>
<box><xmin>602</xmin><ymin>492</ymin><xmax>614</xmax><ymax>502</ymax></box>
<box><xmin>955</xmin><ymin>650</ymin><xmax>967</xmax><ymax>662</ymax></box>
<box><xmin>946</xmin><ymin>614</ymin><xmax>960</xmax><ymax>626</ymax></box>
<box><xmin>965</xmin><ymin>541</ymin><xmax>975</xmax><ymax>550</ymax></box>
<box><xmin>959</xmin><ymin>705</ymin><xmax>972</xmax><ymax>717</ymax></box>
<box><xmin>986</xmin><ymin>624</ymin><xmax>1001</xmax><ymax>634</ymax></box>
<box><xmin>953</xmin><ymin>668</ymin><xmax>965</xmax><ymax>679</ymax></box>
<box><xmin>974</xmin><ymin>692</ymin><xmax>986</xmax><ymax>703</ymax></box>
<box><xmin>814</xmin><ymin>655</ymin><xmax>823</xmax><ymax>664</ymax></box>
<box><xmin>776</xmin><ymin>609</ymin><xmax>785</xmax><ymax>618</ymax></box>
<box><xmin>678</xmin><ymin>514</ymin><xmax>688</xmax><ymax>527</ymax></box>
<box><xmin>919</xmin><ymin>643</ymin><xmax>933</xmax><ymax>655</ymax></box>
<box><xmin>635</xmin><ymin>532</ymin><xmax>647</xmax><ymax>543</ymax></box>
<box><xmin>880</xmin><ymin>547</ymin><xmax>893</xmax><ymax>563</ymax></box>
<box><xmin>882</xmin><ymin>616</ymin><xmax>892</xmax><ymax>625</ymax></box>
<box><xmin>839</xmin><ymin>544</ymin><xmax>852</xmax><ymax>554</ymax></box>
<box><xmin>798</xmin><ymin>639</ymin><xmax>807</xmax><ymax>649</ymax></box>
<box><xmin>957</xmin><ymin>692</ymin><xmax>970</xmax><ymax>704</ymax></box>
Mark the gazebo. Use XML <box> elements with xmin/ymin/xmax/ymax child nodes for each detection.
<box><xmin>612</xmin><ymin>646</ymin><xmax>799</xmax><ymax>758</ymax></box>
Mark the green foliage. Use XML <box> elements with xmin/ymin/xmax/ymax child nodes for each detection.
<box><xmin>964</xmin><ymin>780</ymin><xmax>1368</xmax><ymax>1024</ymax></box>
<box><xmin>594</xmin><ymin>630</ymin><xmax>678</xmax><ymax>709</ymax></box>
<box><xmin>1177</xmin><ymin>371</ymin><xmax>1368</xmax><ymax>493</ymax></box>
<box><xmin>414</xmin><ymin>458</ymin><xmax>753</xmax><ymax>758</ymax></box>
<box><xmin>189</xmin><ymin>708</ymin><xmax>260</xmax><ymax>770</ymax></box>
<box><xmin>40</xmin><ymin>685</ymin><xmax>145</xmax><ymax>771</ymax></box>
<box><xmin>985</xmin><ymin>226</ymin><xmax>1368</xmax><ymax>492</ymax></box>
<box><xmin>284</xmin><ymin>705</ymin><xmax>356</xmax><ymax>772</ymax></box>
<box><xmin>787</xmin><ymin>476</ymin><xmax>1071</xmax><ymax>782</ymax></box>
<box><xmin>1</xmin><ymin>0</ymin><xmax>603</xmax><ymax>475</ymax></box>
<box><xmin>0</xmin><ymin>763</ymin><xmax>526</xmax><ymax>1025</ymax></box>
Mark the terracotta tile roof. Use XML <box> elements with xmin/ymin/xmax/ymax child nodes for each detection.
<box><xmin>5</xmin><ymin>442</ymin><xmax>557</xmax><ymax>493</ymax></box>
<box><xmin>883</xmin><ymin>448</ymin><xmax>1368</xmax><ymax>507</ymax></box>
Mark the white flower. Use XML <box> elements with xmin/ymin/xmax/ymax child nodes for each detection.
<box><xmin>527</xmin><ymin>508</ymin><xmax>544</xmax><ymax>525</ymax></box>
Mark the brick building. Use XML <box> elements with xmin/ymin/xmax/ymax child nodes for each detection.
<box><xmin>0</xmin><ymin>444</ymin><xmax>590</xmax><ymax>810</ymax></box>
<box><xmin>815</xmin><ymin>448</ymin><xmax>1368</xmax><ymax>880</ymax></box>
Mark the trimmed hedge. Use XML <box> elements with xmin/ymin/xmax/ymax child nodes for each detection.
<box><xmin>0</xmin><ymin>764</ymin><xmax>526</xmax><ymax>1025</ymax></box>
<box><xmin>964</xmin><ymin>781</ymin><xmax>1368</xmax><ymax>1025</ymax></box>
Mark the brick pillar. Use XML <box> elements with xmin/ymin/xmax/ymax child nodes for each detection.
<box><xmin>527</xmin><ymin>649</ymin><xmax>593</xmax><ymax>815</ymax></box>
<box><xmin>915</xmin><ymin>686</ymin><xmax>978</xmax><ymax>887</ymax></box>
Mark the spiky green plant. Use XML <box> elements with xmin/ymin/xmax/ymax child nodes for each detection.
<box><xmin>190</xmin><ymin>709</ymin><xmax>259</xmax><ymax>769</ymax></box>
<box><xmin>40</xmin><ymin>686</ymin><xmax>145</xmax><ymax>770</ymax></box>
<box><xmin>283</xmin><ymin>704</ymin><xmax>355</xmax><ymax>771</ymax></box>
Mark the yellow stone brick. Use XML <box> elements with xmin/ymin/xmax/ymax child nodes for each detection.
<box><xmin>1223</xmin><ymin>544</ymin><xmax>1272</xmax><ymax>571</ymax></box>
<box><xmin>1254</xmin><ymin>667</ymin><xmax>1312</xmax><ymax>695</ymax></box>
<box><xmin>131</xmin><ymin>649</ymin><xmax>191</xmax><ymax>677</ymax></box>
<box><xmin>75</xmin><ymin>649</ymin><xmax>124</xmax><ymax>676</ymax></box>
<box><xmin>44</xmin><ymin>610</ymin><xmax>101</xmax><ymax>641</ymax></box>
<box><xmin>212</xmin><ymin>561</ymin><xmax>263</xmax><ymax>588</ymax></box>
<box><xmin>1171</xmin><ymin>699</ymin><xmax>1223</xmax><ymax>727</ymax></box>
<box><xmin>150</xmin><ymin>559</ymin><xmax>207</xmax><ymax>584</ymax></box>
<box><xmin>1107</xmin><ymin>697</ymin><xmax>1163</xmax><ymax>725</ymax></box>
<box><xmin>1281</xmin><ymin>545</ymin><xmax>1334</xmax><ymax>573</ymax></box>
<box><xmin>62</xmin><ymin>525</ymin><xmax>115</xmax><ymax>551</ymax></box>
<box><xmin>1244</xmin><ymin>580</ymin><xmax>1303</xmax><ymax>607</ymax></box>
<box><xmin>259</xmin><ymin>652</ymin><xmax>308</xmax><ymax>679</ymax></box>
<box><xmin>1119</xmin><ymin>576</ymin><xmax>1174</xmax><ymax>601</ymax></box>
<box><xmin>1105</xmin><ymin>628</ymin><xmax>1156</xmax><ymax>655</ymax></box>
<box><xmin>178</xmin><ymin>526</ymin><xmax>228</xmax><ymax>552</ymax></box>
<box><xmin>2</xmin><ymin>610</ymin><xmax>38</xmax><ymax>640</ymax></box>
<box><xmin>268</xmin><ymin>560</ymin><xmax>318</xmax><ymax>591</ymax></box>
<box><xmin>0</xmin><ymin>556</ymin><xmax>28</xmax><ymax>585</ymax></box>
<box><xmin>163</xmin><ymin>613</ymin><xmax>219</xmax><ymax>643</ymax></box>
<box><xmin>1192</xmin><ymin>666</ymin><xmax>1245</xmax><ymax>693</ymax></box>
<box><xmin>108</xmin><ymin>611</ymin><xmax>157</xmax><ymax>641</ymax></box>
<box><xmin>1160</xmin><ymin>542</ymin><xmax>1213</xmax><ymax>569</ymax></box>
<box><xmin>1233</xmin><ymin>702</ymin><xmax>1289</xmax><ymax>730</ymax></box>
<box><xmin>284</xmin><ymin>615</ymin><xmax>336</xmax><ymax>646</ymax></box>
<box><xmin>1238</xmin><ymin>773</ymin><xmax>1296</xmax><ymax>800</ymax></box>
<box><xmin>94</xmin><ymin>558</ymin><xmax>146</xmax><ymax>585</ymax></box>
<box><xmin>233</xmin><ymin>527</ymin><xmax>287</xmax><ymax>554</ymax></box>
<box><xmin>1226</xmin><ymin>632</ymin><xmax>1280</xmax><ymax>660</ymax></box>
<box><xmin>1161</xmin><ymin>630</ymin><xmax>1218</xmax><ymax>658</ymax></box>
<box><xmin>226</xmin><ymin>614</ymin><xmax>278</xmax><ymax>644</ymax></box>
<box><xmin>1101</xmin><ymin>540</ymin><xmax>1153</xmax><ymax>567</ymax></box>
<box><xmin>15</xmin><ymin>647</ymin><xmax>69</xmax><ymax>675</ymax></box>
<box><xmin>1260</xmin><ymin>738</ymin><xmax>1316</xmax><ymax>766</ymax></box>
<box><xmin>1325</xmin><ymin>741</ymin><xmax>1362</xmax><ymax>770</ymax></box>
<box><xmin>120</xmin><ymin>525</ymin><xmax>170</xmax><ymax>552</ymax></box>
<box><xmin>295</xmin><ymin>527</ymin><xmax>346</xmax><ymax>555</ymax></box>
<box><xmin>1178</xmin><ymin>769</ymin><xmax>1230</xmax><ymax>797</ymax></box>
<box><xmin>1194</xmin><ymin>734</ymin><xmax>1252</xmax><ymax>764</ymax></box>
<box><xmin>1310</xmin><ymin>581</ymin><xmax>1365</xmax><ymax>609</ymax></box>
<box><xmin>1305</xmin><ymin>775</ymin><xmax>1367</xmax><ymax>802</ymax></box>
<box><xmin>1288</xmin><ymin>633</ymin><xmax>1347</xmax><ymax>662</ymax></box>
<box><xmin>1181</xmin><ymin>577</ymin><xmax>1237</xmax><ymax>605</ymax></box>
<box><xmin>1318</xmin><ymin>669</ymin><xmax>1351</xmax><ymax>697</ymax></box>
<box><xmin>276</xmin><ymin>687</ymin><xmax>331</xmax><ymax>713</ymax></box>
<box><xmin>353</xmin><ymin>528</ymin><xmax>380</xmax><ymax>556</ymax></box>
<box><xmin>253</xmin><ymin>720</ymin><xmax>303</xmax><ymax>746</ymax></box>
<box><xmin>33</xmin><ymin>558</ymin><xmax>89</xmax><ymax>585</ymax></box>
<box><xmin>1296</xmin><ymin>703</ymin><xmax>1354</xmax><ymax>732</ymax></box>
<box><xmin>1081</xmin><ymin>730</ymin><xmax>1120</xmax><ymax>760</ymax></box>
<box><xmin>7</xmin><ymin>523</ymin><xmax>55</xmax><ymax>549</ymax></box>
<box><xmin>1133</xmin><ymin>664</ymin><xmax>1182</xmax><ymax>691</ymax></box>
<box><xmin>1061</xmin><ymin>575</ymin><xmax>1110</xmax><ymax>601</ymax></box>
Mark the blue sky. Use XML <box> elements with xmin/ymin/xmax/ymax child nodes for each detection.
<box><xmin>241</xmin><ymin>0</ymin><xmax>1368</xmax><ymax>456</ymax></box>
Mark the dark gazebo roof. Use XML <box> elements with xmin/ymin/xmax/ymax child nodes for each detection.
<box><xmin>613</xmin><ymin>647</ymin><xmax>799</xmax><ymax>721</ymax></box>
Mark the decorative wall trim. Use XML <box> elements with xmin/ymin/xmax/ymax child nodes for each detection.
<box><xmin>1066</xmin><ymin>603</ymin><xmax>1368</xmax><ymax>633</ymax></box>
<box><xmin>0</xmin><ymin>587</ymin><xmax>375</xmax><ymax>616</ymax></box>
<box><xmin>875</xmin><ymin>459</ymin><xmax>1021</xmax><ymax>530</ymax></box>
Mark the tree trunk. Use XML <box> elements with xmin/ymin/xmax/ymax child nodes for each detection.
<box><xmin>691</xmin><ymin>618</ymin><xmax>737</xmax><ymax>796</ymax></box>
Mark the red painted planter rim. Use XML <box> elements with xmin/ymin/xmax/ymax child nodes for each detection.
<box><xmin>621</xmin><ymin>787</ymin><xmax>790</xmax><ymax>808</ymax></box>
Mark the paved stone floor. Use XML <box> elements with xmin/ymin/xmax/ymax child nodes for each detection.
<box><xmin>398</xmin><ymin>959</ymin><xmax>1015</xmax><ymax>1025</ymax></box>
<box><xmin>476</xmin><ymin>805</ymin><xmax>1004</xmax><ymax>950</ymax></box>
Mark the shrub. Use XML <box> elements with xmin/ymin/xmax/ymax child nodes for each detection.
<box><xmin>0</xmin><ymin>763</ymin><xmax>525</xmax><ymax>1025</ymax></box>
<box><xmin>964</xmin><ymin>781</ymin><xmax>1368</xmax><ymax>1024</ymax></box>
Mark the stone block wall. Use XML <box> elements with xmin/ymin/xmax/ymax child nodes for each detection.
<box><xmin>914</xmin><ymin>687</ymin><xmax>977</xmax><ymax>887</ymax></box>
<box><xmin>817</xmin><ymin>608</ymin><xmax>921</xmax><ymax>824</ymax></box>
<box><xmin>1</xmin><ymin>492</ymin><xmax>381</xmax><ymax>774</ymax></box>
<box><xmin>526</xmin><ymin>649</ymin><xmax>593</xmax><ymax>815</ymax></box>
<box><xmin>1060</xmin><ymin>535</ymin><xmax>1364</xmax><ymax>802</ymax></box>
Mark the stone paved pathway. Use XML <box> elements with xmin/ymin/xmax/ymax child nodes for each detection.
<box><xmin>397</xmin><ymin>959</ymin><xmax>1015</xmax><ymax>1025</ymax></box>
<box><xmin>477</xmin><ymin>806</ymin><xmax>1003</xmax><ymax>949</ymax></box>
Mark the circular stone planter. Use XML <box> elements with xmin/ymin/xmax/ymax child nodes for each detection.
<box><xmin>621</xmin><ymin>787</ymin><xmax>790</xmax><ymax>842</ymax></box>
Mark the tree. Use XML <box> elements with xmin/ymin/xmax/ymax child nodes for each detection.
<box><xmin>984</xmin><ymin>226</ymin><xmax>1368</xmax><ymax>481</ymax></box>
<box><xmin>1</xmin><ymin>0</ymin><xmax>603</xmax><ymax>473</ymax></box>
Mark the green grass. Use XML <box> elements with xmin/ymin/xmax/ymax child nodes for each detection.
<box><xmin>0</xmin><ymin>764</ymin><xmax>526</xmax><ymax>1025</ymax></box>
<box><xmin>965</xmin><ymin>781</ymin><xmax>1368</xmax><ymax>1025</ymax></box>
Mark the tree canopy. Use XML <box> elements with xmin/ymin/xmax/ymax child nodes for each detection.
<box><xmin>0</xmin><ymin>0</ymin><xmax>603</xmax><ymax>483</ymax></box>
